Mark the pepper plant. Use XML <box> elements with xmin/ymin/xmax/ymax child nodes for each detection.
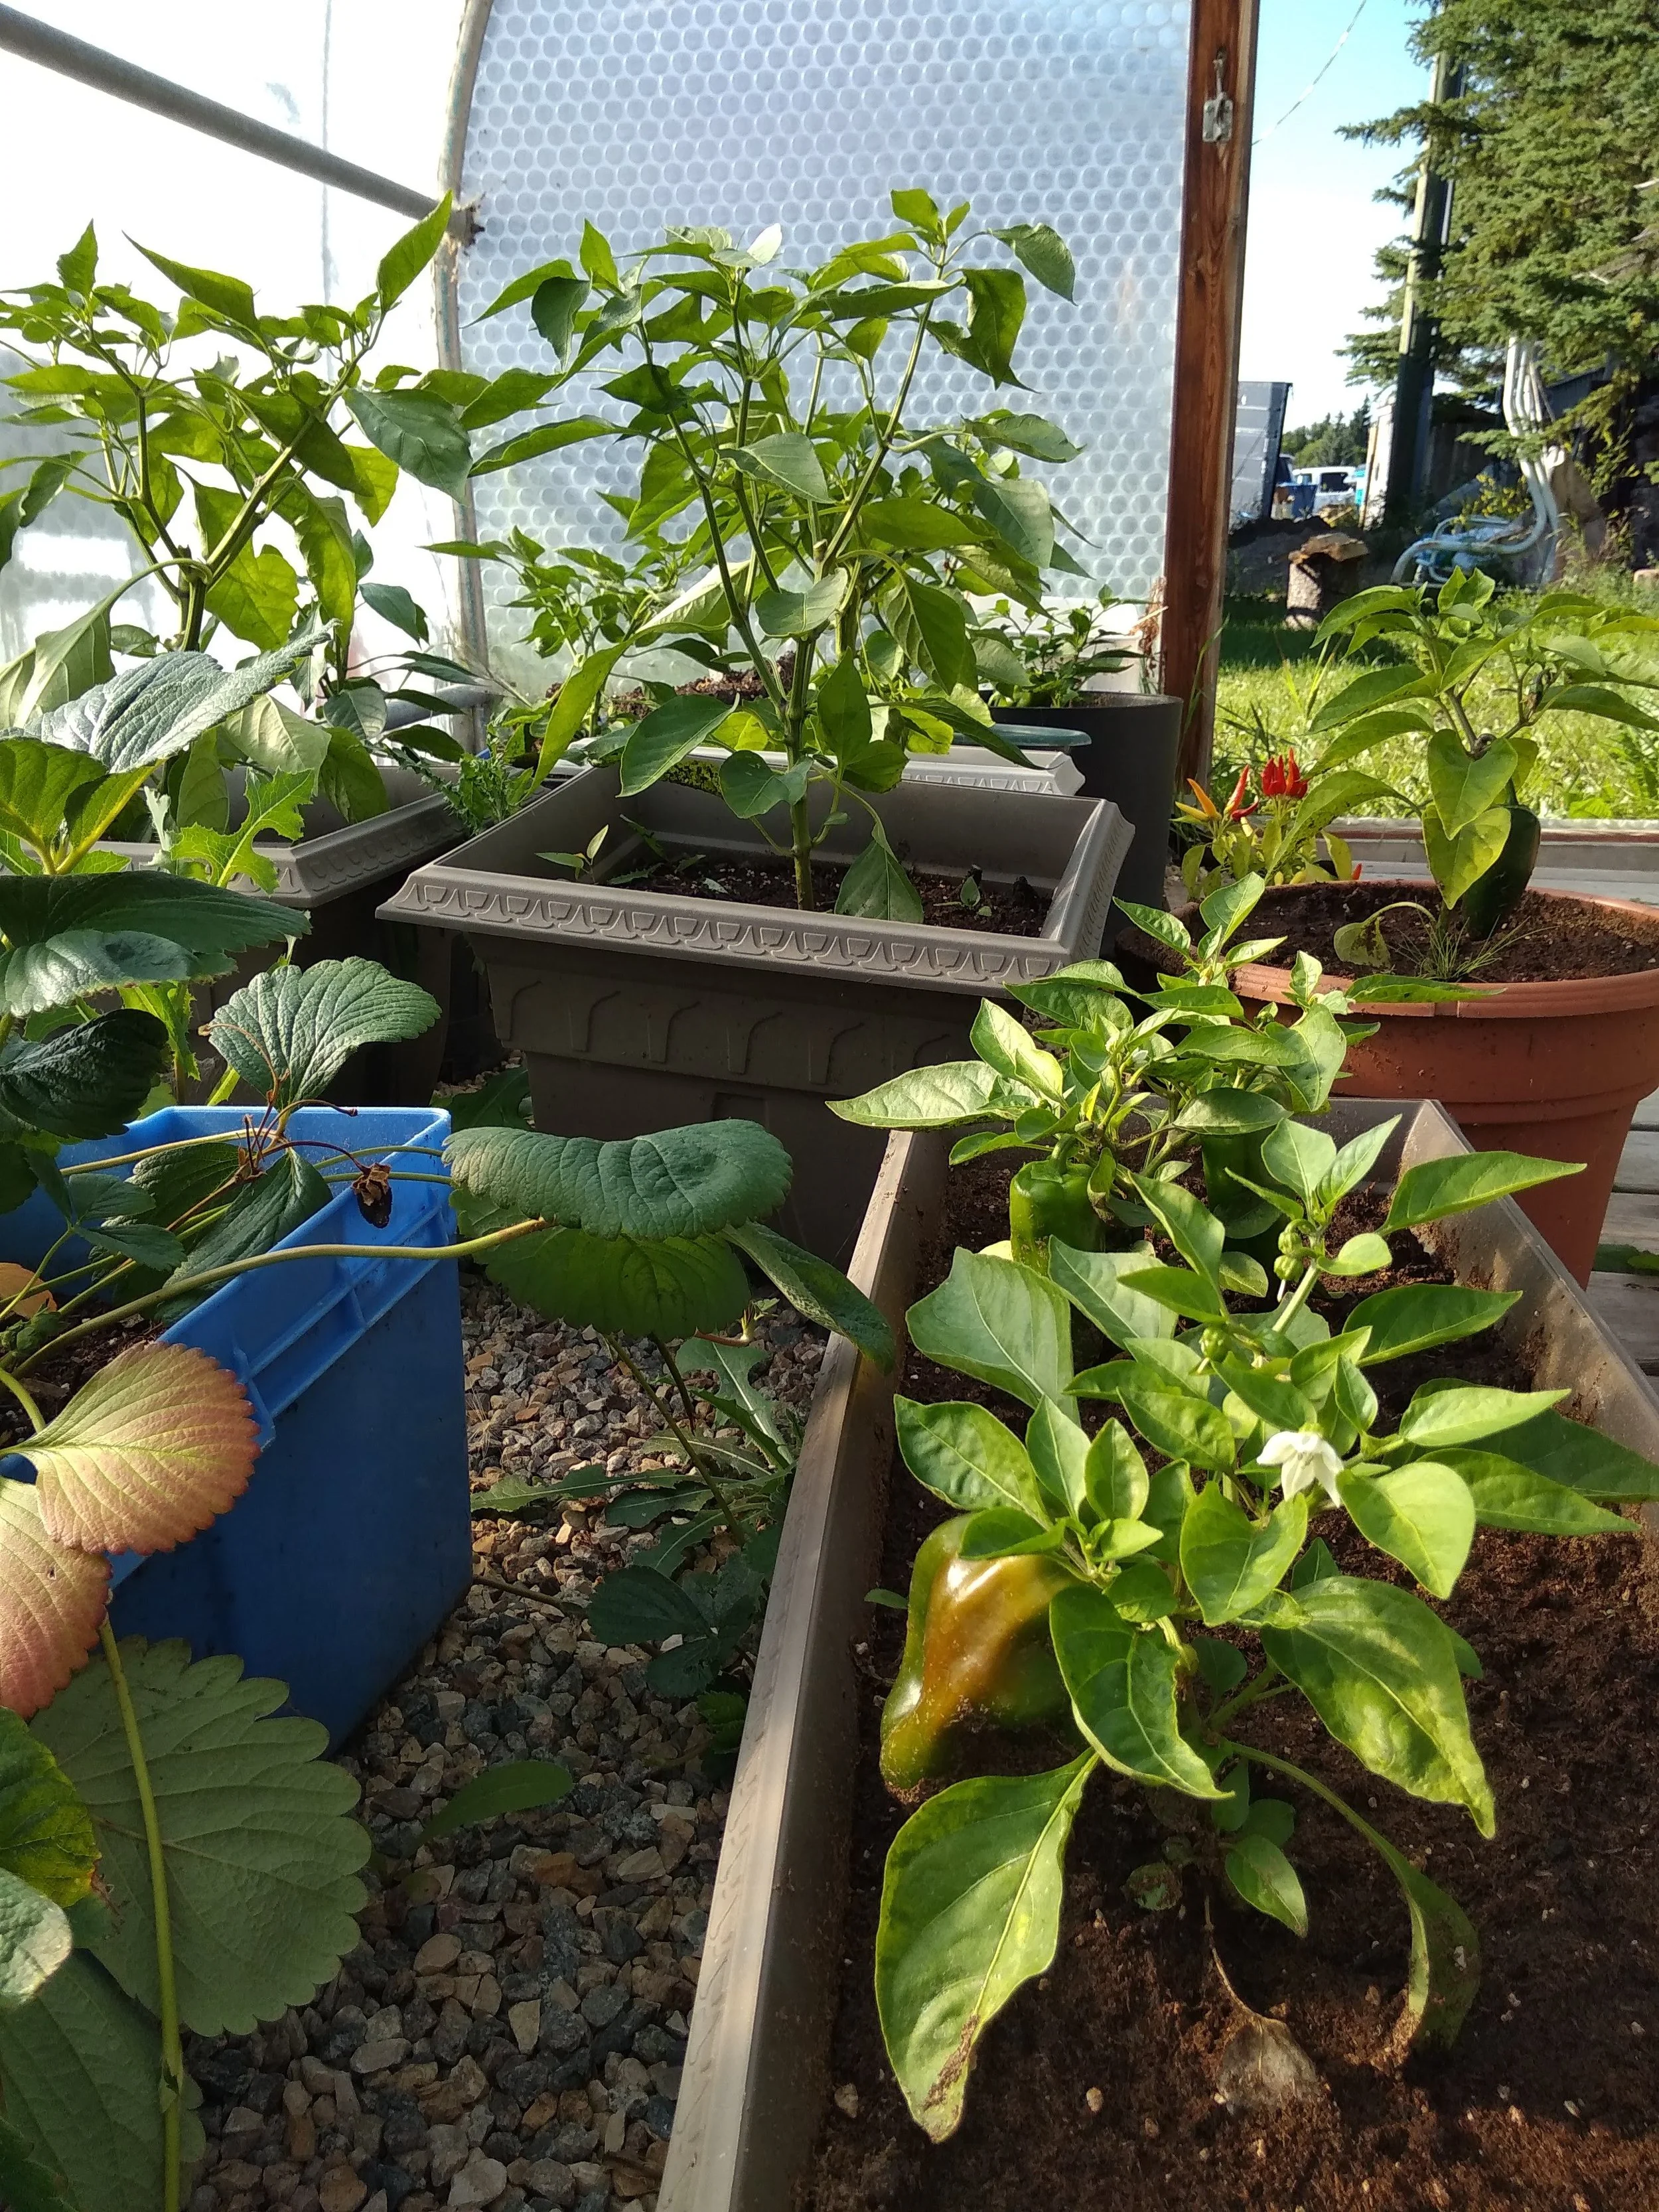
<box><xmin>832</xmin><ymin>875</ymin><xmax>1465</xmax><ymax>1270</ymax></box>
<box><xmin>0</xmin><ymin>971</ymin><xmax>891</xmax><ymax>2209</ymax></box>
<box><xmin>475</xmin><ymin>188</ymin><xmax>1088</xmax><ymax>913</ymax></box>
<box><xmin>973</xmin><ymin>585</ymin><xmax>1137</xmax><ymax>707</ymax></box>
<box><xmin>1174</xmin><ymin>747</ymin><xmax>1363</xmax><ymax>903</ymax></box>
<box><xmin>873</xmin><ymin>1124</ymin><xmax>1649</xmax><ymax>2140</ymax></box>
<box><xmin>0</xmin><ymin>203</ymin><xmax>510</xmax><ymax>658</ymax></box>
<box><xmin>0</xmin><ymin>208</ymin><xmax>555</xmax><ymax>834</ymax></box>
<box><xmin>1292</xmin><ymin>569</ymin><xmax>1659</xmax><ymax>971</ymax></box>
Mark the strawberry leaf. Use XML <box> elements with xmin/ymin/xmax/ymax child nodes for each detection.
<box><xmin>0</xmin><ymin>1483</ymin><xmax>108</xmax><ymax>1718</ymax></box>
<box><xmin>26</xmin><ymin>1342</ymin><xmax>259</xmax><ymax>1556</ymax></box>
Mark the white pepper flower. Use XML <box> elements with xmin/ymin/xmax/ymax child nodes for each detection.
<box><xmin>1259</xmin><ymin>1430</ymin><xmax>1344</xmax><ymax>1507</ymax></box>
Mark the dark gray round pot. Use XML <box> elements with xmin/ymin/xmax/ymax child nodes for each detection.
<box><xmin>992</xmin><ymin>694</ymin><xmax>1183</xmax><ymax>921</ymax></box>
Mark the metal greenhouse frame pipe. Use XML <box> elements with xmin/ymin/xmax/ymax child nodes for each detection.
<box><xmin>0</xmin><ymin>3</ymin><xmax>455</xmax><ymax>227</ymax></box>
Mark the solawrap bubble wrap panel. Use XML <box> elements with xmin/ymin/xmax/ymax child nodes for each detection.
<box><xmin>453</xmin><ymin>0</ymin><xmax>1192</xmax><ymax>656</ymax></box>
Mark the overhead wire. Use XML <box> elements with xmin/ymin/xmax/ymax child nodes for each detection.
<box><xmin>1254</xmin><ymin>0</ymin><xmax>1374</xmax><ymax>145</ymax></box>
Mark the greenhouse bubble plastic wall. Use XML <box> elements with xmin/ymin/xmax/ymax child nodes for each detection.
<box><xmin>454</xmin><ymin>0</ymin><xmax>1193</xmax><ymax>656</ymax></box>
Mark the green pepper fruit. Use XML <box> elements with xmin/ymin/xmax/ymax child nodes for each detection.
<box><xmin>1009</xmin><ymin>1158</ymin><xmax>1103</xmax><ymax>1272</ymax></box>
<box><xmin>880</xmin><ymin>1514</ymin><xmax>1075</xmax><ymax>1793</ymax></box>
<box><xmin>1459</xmin><ymin>795</ymin><xmax>1540</xmax><ymax>938</ymax></box>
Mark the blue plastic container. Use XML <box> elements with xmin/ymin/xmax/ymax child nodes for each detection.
<box><xmin>2</xmin><ymin>1105</ymin><xmax>469</xmax><ymax>1749</ymax></box>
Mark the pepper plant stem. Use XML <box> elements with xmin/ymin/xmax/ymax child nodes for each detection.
<box><xmin>99</xmin><ymin>1617</ymin><xmax>184</xmax><ymax>2212</ymax></box>
<box><xmin>1220</xmin><ymin>1735</ymin><xmax>1404</xmax><ymax>1863</ymax></box>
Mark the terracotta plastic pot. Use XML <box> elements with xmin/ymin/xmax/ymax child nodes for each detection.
<box><xmin>1226</xmin><ymin>881</ymin><xmax>1659</xmax><ymax>1285</ymax></box>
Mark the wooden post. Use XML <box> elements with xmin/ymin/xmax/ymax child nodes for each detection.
<box><xmin>1161</xmin><ymin>0</ymin><xmax>1261</xmax><ymax>794</ymax></box>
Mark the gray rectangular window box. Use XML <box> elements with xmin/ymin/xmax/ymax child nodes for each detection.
<box><xmin>380</xmin><ymin>766</ymin><xmax>1131</xmax><ymax>1256</ymax></box>
<box><xmin>1333</xmin><ymin>815</ymin><xmax>1659</xmax><ymax>909</ymax></box>
<box><xmin>658</xmin><ymin>1101</ymin><xmax>1659</xmax><ymax>2212</ymax></box>
<box><xmin>107</xmin><ymin>770</ymin><xmax>464</xmax><ymax>1104</ymax></box>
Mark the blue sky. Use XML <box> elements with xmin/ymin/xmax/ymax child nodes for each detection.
<box><xmin>1238</xmin><ymin>0</ymin><xmax>1430</xmax><ymax>425</ymax></box>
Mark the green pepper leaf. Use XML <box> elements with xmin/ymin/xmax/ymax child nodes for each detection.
<box><xmin>1336</xmin><ymin>1463</ymin><xmax>1475</xmax><ymax>1597</ymax></box>
<box><xmin>895</xmin><ymin>1398</ymin><xmax>1046</xmax><ymax>1518</ymax></box>
<box><xmin>1084</xmin><ymin>1420</ymin><xmax>1149</xmax><ymax>1524</ymax></box>
<box><xmin>876</xmin><ymin>1755</ymin><xmax>1094</xmax><ymax>2142</ymax></box>
<box><xmin>828</xmin><ymin>1061</ymin><xmax>1009</xmax><ymax>1130</ymax></box>
<box><xmin>1114</xmin><ymin>1366</ymin><xmax>1236</xmax><ymax>1473</ymax></box>
<box><xmin>906</xmin><ymin>1248</ymin><xmax>1074</xmax><ymax>1411</ymax></box>
<box><xmin>1116</xmin><ymin>1263</ymin><xmax>1228</xmax><ymax>1325</ymax></box>
<box><xmin>956</xmin><ymin>1507</ymin><xmax>1066</xmax><ymax>1559</ymax></box>
<box><xmin>1224</xmin><ymin>1832</ymin><xmax>1307</xmax><ymax>1935</ymax></box>
<box><xmin>1486</xmin><ymin>1409</ymin><xmax>1659</xmax><ymax>1501</ymax></box>
<box><xmin>1179</xmin><ymin>1486</ymin><xmax>1306</xmax><ymax>1624</ymax></box>
<box><xmin>1437</xmin><ymin>1451</ymin><xmax>1634</xmax><ymax>1534</ymax></box>
<box><xmin>1129</xmin><ymin>1173</ymin><xmax>1224</xmax><ymax>1285</ymax></box>
<box><xmin>1050</xmin><ymin>1243</ymin><xmax>1177</xmax><ymax>1349</ymax></box>
<box><xmin>1025</xmin><ymin>1396</ymin><xmax>1088</xmax><ymax>1513</ymax></box>
<box><xmin>1050</xmin><ymin>1585</ymin><xmax>1220</xmax><ymax>1796</ymax></box>
<box><xmin>1396</xmin><ymin>1385</ymin><xmax>1566</xmax><ymax>1451</ymax></box>
<box><xmin>1344</xmin><ymin>1284</ymin><xmax>1520</xmax><ymax>1364</ymax></box>
<box><xmin>970</xmin><ymin>1001</ymin><xmax>1063</xmax><ymax>1097</ymax></box>
<box><xmin>1260</xmin><ymin>1576</ymin><xmax>1494</xmax><ymax>1833</ymax></box>
<box><xmin>1383</xmin><ymin>1151</ymin><xmax>1583</xmax><ymax>1231</ymax></box>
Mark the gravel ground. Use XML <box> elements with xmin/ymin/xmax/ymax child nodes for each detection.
<box><xmin>182</xmin><ymin>1272</ymin><xmax>825</xmax><ymax>2212</ymax></box>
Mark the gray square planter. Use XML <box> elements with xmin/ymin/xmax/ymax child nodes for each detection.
<box><xmin>108</xmin><ymin>771</ymin><xmax>464</xmax><ymax>1105</ymax></box>
<box><xmin>380</xmin><ymin>767</ymin><xmax>1131</xmax><ymax>1256</ymax></box>
<box><xmin>659</xmin><ymin>1103</ymin><xmax>1659</xmax><ymax>2212</ymax></box>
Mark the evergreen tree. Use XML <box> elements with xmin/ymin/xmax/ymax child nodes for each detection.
<box><xmin>1346</xmin><ymin>1</ymin><xmax>1659</xmax><ymax>412</ymax></box>
<box><xmin>1282</xmin><ymin>405</ymin><xmax>1372</xmax><ymax>468</ymax></box>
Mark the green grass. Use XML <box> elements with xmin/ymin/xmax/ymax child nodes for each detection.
<box><xmin>1212</xmin><ymin>576</ymin><xmax>1659</xmax><ymax>820</ymax></box>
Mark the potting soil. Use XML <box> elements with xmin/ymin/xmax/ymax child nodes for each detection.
<box><xmin>804</xmin><ymin>1156</ymin><xmax>1659</xmax><ymax>2212</ymax></box>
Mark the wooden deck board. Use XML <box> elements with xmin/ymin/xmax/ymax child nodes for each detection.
<box><xmin>1600</xmin><ymin>1192</ymin><xmax>1659</xmax><ymax>1252</ymax></box>
<box><xmin>1616</xmin><ymin>1131</ymin><xmax>1659</xmax><ymax>1193</ymax></box>
<box><xmin>1585</xmin><ymin>1272</ymin><xmax>1659</xmax><ymax>1372</ymax></box>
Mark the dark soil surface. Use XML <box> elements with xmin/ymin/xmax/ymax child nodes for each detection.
<box><xmin>592</xmin><ymin>849</ymin><xmax>1049</xmax><ymax>936</ymax></box>
<box><xmin>1233</xmin><ymin>881</ymin><xmax>1659</xmax><ymax>985</ymax></box>
<box><xmin>802</xmin><ymin>1155</ymin><xmax>1659</xmax><ymax>2212</ymax></box>
<box><xmin>0</xmin><ymin>1316</ymin><xmax>159</xmax><ymax>1452</ymax></box>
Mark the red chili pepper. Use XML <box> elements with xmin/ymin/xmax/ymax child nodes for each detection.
<box><xmin>1224</xmin><ymin>768</ymin><xmax>1258</xmax><ymax>820</ymax></box>
<box><xmin>1261</xmin><ymin>751</ymin><xmax>1308</xmax><ymax>801</ymax></box>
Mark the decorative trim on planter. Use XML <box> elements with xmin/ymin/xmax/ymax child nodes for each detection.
<box><xmin>382</xmin><ymin>771</ymin><xmax>1132</xmax><ymax>993</ymax></box>
<box><xmin>104</xmin><ymin>790</ymin><xmax>459</xmax><ymax>912</ymax></box>
<box><xmin>661</xmin><ymin>1130</ymin><xmax>945</xmax><ymax>2212</ymax></box>
<box><xmin>658</xmin><ymin>1102</ymin><xmax>1659</xmax><ymax>2212</ymax></box>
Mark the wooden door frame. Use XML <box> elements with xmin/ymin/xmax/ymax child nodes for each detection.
<box><xmin>1161</xmin><ymin>0</ymin><xmax>1262</xmax><ymax>792</ymax></box>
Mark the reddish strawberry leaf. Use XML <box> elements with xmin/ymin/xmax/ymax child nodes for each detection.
<box><xmin>28</xmin><ymin>1343</ymin><xmax>259</xmax><ymax>1556</ymax></box>
<box><xmin>0</xmin><ymin>1484</ymin><xmax>108</xmax><ymax>1718</ymax></box>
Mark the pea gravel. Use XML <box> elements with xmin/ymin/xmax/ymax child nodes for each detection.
<box><xmin>182</xmin><ymin>1272</ymin><xmax>825</xmax><ymax>2212</ymax></box>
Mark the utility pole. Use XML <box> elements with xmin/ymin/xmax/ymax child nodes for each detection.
<box><xmin>1384</xmin><ymin>44</ymin><xmax>1463</xmax><ymax>522</ymax></box>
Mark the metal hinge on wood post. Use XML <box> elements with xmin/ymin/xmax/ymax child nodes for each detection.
<box><xmin>1202</xmin><ymin>51</ymin><xmax>1234</xmax><ymax>143</ymax></box>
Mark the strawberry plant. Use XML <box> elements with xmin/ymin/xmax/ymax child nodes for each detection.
<box><xmin>0</xmin><ymin>976</ymin><xmax>891</xmax><ymax>2207</ymax></box>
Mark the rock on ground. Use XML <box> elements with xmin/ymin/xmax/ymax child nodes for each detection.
<box><xmin>183</xmin><ymin>1276</ymin><xmax>824</xmax><ymax>2212</ymax></box>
